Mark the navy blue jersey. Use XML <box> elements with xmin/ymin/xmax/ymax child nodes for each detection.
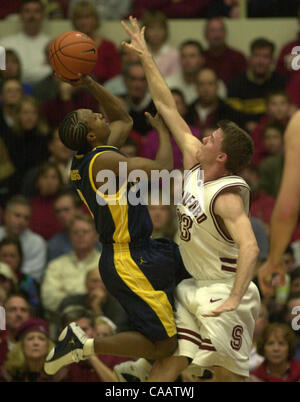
<box><xmin>70</xmin><ymin>146</ymin><xmax>153</xmax><ymax>244</ymax></box>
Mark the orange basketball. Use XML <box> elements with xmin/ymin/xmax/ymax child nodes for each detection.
<box><xmin>49</xmin><ymin>31</ymin><xmax>98</xmax><ymax>80</ymax></box>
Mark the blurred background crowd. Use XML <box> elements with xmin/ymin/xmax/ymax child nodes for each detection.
<box><xmin>0</xmin><ymin>0</ymin><xmax>300</xmax><ymax>382</ymax></box>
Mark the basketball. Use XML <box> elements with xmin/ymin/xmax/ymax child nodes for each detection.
<box><xmin>48</xmin><ymin>31</ymin><xmax>98</xmax><ymax>80</ymax></box>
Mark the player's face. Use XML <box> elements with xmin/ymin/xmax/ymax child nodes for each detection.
<box><xmin>196</xmin><ymin>128</ymin><xmax>226</xmax><ymax>166</ymax></box>
<box><xmin>77</xmin><ymin>109</ymin><xmax>111</xmax><ymax>145</ymax></box>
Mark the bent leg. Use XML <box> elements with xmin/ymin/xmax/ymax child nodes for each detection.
<box><xmin>147</xmin><ymin>356</ymin><xmax>189</xmax><ymax>382</ymax></box>
<box><xmin>94</xmin><ymin>332</ymin><xmax>177</xmax><ymax>361</ymax></box>
<box><xmin>211</xmin><ymin>366</ymin><xmax>245</xmax><ymax>382</ymax></box>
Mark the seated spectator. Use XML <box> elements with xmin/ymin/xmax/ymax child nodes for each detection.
<box><xmin>142</xmin><ymin>10</ymin><xmax>180</xmax><ymax>78</ymax></box>
<box><xmin>203</xmin><ymin>17</ymin><xmax>247</xmax><ymax>85</ymax></box>
<box><xmin>261</xmin><ymin>122</ymin><xmax>284</xmax><ymax>158</ymax></box>
<box><xmin>249</xmin><ymin>323</ymin><xmax>300</xmax><ymax>382</ymax></box>
<box><xmin>286</xmin><ymin>72</ymin><xmax>300</xmax><ymax>109</ymax></box>
<box><xmin>0</xmin><ymin>294</ymin><xmax>31</xmax><ymax>366</ymax></box>
<box><xmin>131</xmin><ymin>0</ymin><xmax>209</xmax><ymax>19</ymax></box>
<box><xmin>10</xmin><ymin>96</ymin><xmax>50</xmax><ymax>188</ymax></box>
<box><xmin>47</xmin><ymin>190</ymin><xmax>80</xmax><ymax>263</ymax></box>
<box><xmin>0</xmin><ymin>237</ymin><xmax>40</xmax><ymax>312</ymax></box>
<box><xmin>166</xmin><ymin>40</ymin><xmax>226</xmax><ymax>105</ymax></box>
<box><xmin>186</xmin><ymin>67</ymin><xmax>245</xmax><ymax>131</ymax></box>
<box><xmin>41</xmin><ymin>79</ymin><xmax>99</xmax><ymax>129</ymax></box>
<box><xmin>41</xmin><ymin>214</ymin><xmax>100</xmax><ymax>314</ymax></box>
<box><xmin>0</xmin><ymin>317</ymin><xmax>67</xmax><ymax>382</ymax></box>
<box><xmin>94</xmin><ymin>316</ymin><xmax>116</xmax><ymax>338</ymax></box>
<box><xmin>71</xmin><ymin>1</ymin><xmax>121</xmax><ymax>84</ymax></box>
<box><xmin>148</xmin><ymin>203</ymin><xmax>177</xmax><ymax>240</ymax></box>
<box><xmin>1</xmin><ymin>0</ymin><xmax>52</xmax><ymax>86</ymax></box>
<box><xmin>22</xmin><ymin>127</ymin><xmax>74</xmax><ymax>197</ymax></box>
<box><xmin>0</xmin><ymin>50</ymin><xmax>33</xmax><ymax>95</ymax></box>
<box><xmin>141</xmin><ymin>89</ymin><xmax>201</xmax><ymax>169</ymax></box>
<box><xmin>240</xmin><ymin>164</ymin><xmax>275</xmax><ymax>231</ymax></box>
<box><xmin>0</xmin><ymin>262</ymin><xmax>18</xmax><ymax>300</ymax></box>
<box><xmin>284</xmin><ymin>292</ymin><xmax>300</xmax><ymax>361</ymax></box>
<box><xmin>258</xmin><ymin>152</ymin><xmax>283</xmax><ymax>198</ymax></box>
<box><xmin>250</xmin><ymin>302</ymin><xmax>269</xmax><ymax>371</ymax></box>
<box><xmin>104</xmin><ymin>42</ymin><xmax>140</xmax><ymax>97</ymax></box>
<box><xmin>61</xmin><ymin>308</ymin><xmax>131</xmax><ymax>382</ymax></box>
<box><xmin>290</xmin><ymin>268</ymin><xmax>300</xmax><ymax>294</ymax></box>
<box><xmin>29</xmin><ymin>162</ymin><xmax>64</xmax><ymax>240</ymax></box>
<box><xmin>227</xmin><ymin>38</ymin><xmax>287</xmax><ymax>130</ymax></box>
<box><xmin>121</xmin><ymin>61</ymin><xmax>156</xmax><ymax>135</ymax></box>
<box><xmin>276</xmin><ymin>18</ymin><xmax>300</xmax><ymax>82</ymax></box>
<box><xmin>252</xmin><ymin>90</ymin><xmax>291</xmax><ymax>165</ymax></box>
<box><xmin>58</xmin><ymin>268</ymin><xmax>129</xmax><ymax>333</ymax></box>
<box><xmin>68</xmin><ymin>0</ymin><xmax>132</xmax><ymax>20</ymax></box>
<box><xmin>0</xmin><ymin>137</ymin><xmax>16</xmax><ymax>208</ymax></box>
<box><xmin>0</xmin><ymin>196</ymin><xmax>47</xmax><ymax>282</ymax></box>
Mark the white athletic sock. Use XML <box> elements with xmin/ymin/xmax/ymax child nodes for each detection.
<box><xmin>83</xmin><ymin>339</ymin><xmax>95</xmax><ymax>357</ymax></box>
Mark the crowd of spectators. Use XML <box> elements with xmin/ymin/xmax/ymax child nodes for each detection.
<box><xmin>1</xmin><ymin>0</ymin><xmax>300</xmax><ymax>382</ymax></box>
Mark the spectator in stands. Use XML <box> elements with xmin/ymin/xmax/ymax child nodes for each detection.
<box><xmin>240</xmin><ymin>164</ymin><xmax>275</xmax><ymax>231</ymax></box>
<box><xmin>0</xmin><ymin>137</ymin><xmax>16</xmax><ymax>208</ymax></box>
<box><xmin>166</xmin><ymin>40</ymin><xmax>205</xmax><ymax>105</ymax></box>
<box><xmin>186</xmin><ymin>67</ymin><xmax>245</xmax><ymax>131</ymax></box>
<box><xmin>0</xmin><ymin>294</ymin><xmax>31</xmax><ymax>366</ymax></box>
<box><xmin>148</xmin><ymin>203</ymin><xmax>177</xmax><ymax>240</ymax></box>
<box><xmin>0</xmin><ymin>317</ymin><xmax>67</xmax><ymax>382</ymax></box>
<box><xmin>290</xmin><ymin>268</ymin><xmax>300</xmax><ymax>294</ymax></box>
<box><xmin>276</xmin><ymin>18</ymin><xmax>300</xmax><ymax>82</ymax></box>
<box><xmin>0</xmin><ymin>196</ymin><xmax>47</xmax><ymax>283</ymax></box>
<box><xmin>62</xmin><ymin>308</ymin><xmax>131</xmax><ymax>382</ymax></box>
<box><xmin>0</xmin><ymin>50</ymin><xmax>33</xmax><ymax>95</ymax></box>
<box><xmin>58</xmin><ymin>268</ymin><xmax>129</xmax><ymax>333</ymax></box>
<box><xmin>262</xmin><ymin>122</ymin><xmax>284</xmax><ymax>157</ymax></box>
<box><xmin>252</xmin><ymin>90</ymin><xmax>291</xmax><ymax>165</ymax></box>
<box><xmin>0</xmin><ymin>79</ymin><xmax>24</xmax><ymax>140</ymax></box>
<box><xmin>284</xmin><ymin>292</ymin><xmax>300</xmax><ymax>361</ymax></box>
<box><xmin>71</xmin><ymin>1</ymin><xmax>121</xmax><ymax>84</ymax></box>
<box><xmin>250</xmin><ymin>302</ymin><xmax>269</xmax><ymax>371</ymax></box>
<box><xmin>0</xmin><ymin>262</ymin><xmax>18</xmax><ymax>299</ymax></box>
<box><xmin>121</xmin><ymin>61</ymin><xmax>156</xmax><ymax>135</ymax></box>
<box><xmin>141</xmin><ymin>89</ymin><xmax>200</xmax><ymax>168</ymax></box>
<box><xmin>11</xmin><ymin>96</ymin><xmax>50</xmax><ymax>188</ymax></box>
<box><xmin>28</xmin><ymin>162</ymin><xmax>64</xmax><ymax>240</ymax></box>
<box><xmin>68</xmin><ymin>0</ymin><xmax>132</xmax><ymax>20</ymax></box>
<box><xmin>142</xmin><ymin>10</ymin><xmax>180</xmax><ymax>78</ymax></box>
<box><xmin>0</xmin><ymin>237</ymin><xmax>40</xmax><ymax>312</ymax></box>
<box><xmin>249</xmin><ymin>323</ymin><xmax>300</xmax><ymax>381</ymax></box>
<box><xmin>22</xmin><ymin>127</ymin><xmax>73</xmax><ymax>197</ymax></box>
<box><xmin>227</xmin><ymin>38</ymin><xmax>287</xmax><ymax>130</ymax></box>
<box><xmin>131</xmin><ymin>0</ymin><xmax>209</xmax><ymax>19</ymax></box>
<box><xmin>104</xmin><ymin>42</ymin><xmax>140</xmax><ymax>97</ymax></box>
<box><xmin>41</xmin><ymin>79</ymin><xmax>99</xmax><ymax>129</ymax></box>
<box><xmin>94</xmin><ymin>316</ymin><xmax>116</xmax><ymax>338</ymax></box>
<box><xmin>203</xmin><ymin>17</ymin><xmax>247</xmax><ymax>85</ymax></box>
<box><xmin>41</xmin><ymin>214</ymin><xmax>100</xmax><ymax>314</ymax></box>
<box><xmin>47</xmin><ymin>190</ymin><xmax>80</xmax><ymax>263</ymax></box>
<box><xmin>1</xmin><ymin>0</ymin><xmax>52</xmax><ymax>86</ymax></box>
<box><xmin>258</xmin><ymin>145</ymin><xmax>284</xmax><ymax>198</ymax></box>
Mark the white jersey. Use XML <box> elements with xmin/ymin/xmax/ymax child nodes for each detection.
<box><xmin>177</xmin><ymin>165</ymin><xmax>250</xmax><ymax>281</ymax></box>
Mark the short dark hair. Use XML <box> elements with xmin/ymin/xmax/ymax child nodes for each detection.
<box><xmin>54</xmin><ymin>189</ymin><xmax>79</xmax><ymax>206</ymax></box>
<box><xmin>180</xmin><ymin>40</ymin><xmax>204</xmax><ymax>55</ymax></box>
<box><xmin>5</xmin><ymin>195</ymin><xmax>31</xmax><ymax>212</ymax></box>
<box><xmin>61</xmin><ymin>306</ymin><xmax>94</xmax><ymax>328</ymax></box>
<box><xmin>266</xmin><ymin>90</ymin><xmax>290</xmax><ymax>104</ymax></box>
<box><xmin>250</xmin><ymin>38</ymin><xmax>275</xmax><ymax>56</ymax></box>
<box><xmin>34</xmin><ymin>161</ymin><xmax>64</xmax><ymax>191</ymax></box>
<box><xmin>256</xmin><ymin>323</ymin><xmax>296</xmax><ymax>360</ymax></box>
<box><xmin>58</xmin><ymin>111</ymin><xmax>90</xmax><ymax>153</ymax></box>
<box><xmin>0</xmin><ymin>236</ymin><xmax>23</xmax><ymax>267</ymax></box>
<box><xmin>20</xmin><ymin>0</ymin><xmax>44</xmax><ymax>12</ymax></box>
<box><xmin>263</xmin><ymin>121</ymin><xmax>285</xmax><ymax>137</ymax></box>
<box><xmin>218</xmin><ymin>120</ymin><xmax>254</xmax><ymax>174</ymax></box>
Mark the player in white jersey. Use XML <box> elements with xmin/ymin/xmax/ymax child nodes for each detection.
<box><xmin>117</xmin><ymin>17</ymin><xmax>261</xmax><ymax>382</ymax></box>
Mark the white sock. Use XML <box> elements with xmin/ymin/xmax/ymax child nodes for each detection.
<box><xmin>83</xmin><ymin>339</ymin><xmax>95</xmax><ymax>357</ymax></box>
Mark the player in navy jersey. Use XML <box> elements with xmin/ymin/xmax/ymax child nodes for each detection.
<box><xmin>44</xmin><ymin>73</ymin><xmax>188</xmax><ymax>376</ymax></box>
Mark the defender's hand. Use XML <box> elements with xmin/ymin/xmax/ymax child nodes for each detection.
<box><xmin>145</xmin><ymin>112</ymin><xmax>167</xmax><ymax>131</ymax></box>
<box><xmin>258</xmin><ymin>259</ymin><xmax>286</xmax><ymax>297</ymax></box>
<box><xmin>121</xmin><ymin>16</ymin><xmax>148</xmax><ymax>57</ymax></box>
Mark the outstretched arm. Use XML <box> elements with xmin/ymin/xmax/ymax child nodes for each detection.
<box><xmin>55</xmin><ymin>74</ymin><xmax>133</xmax><ymax>148</ymax></box>
<box><xmin>258</xmin><ymin>111</ymin><xmax>300</xmax><ymax>296</ymax></box>
<box><xmin>121</xmin><ymin>17</ymin><xmax>201</xmax><ymax>170</ymax></box>
<box><xmin>203</xmin><ymin>190</ymin><xmax>259</xmax><ymax>317</ymax></box>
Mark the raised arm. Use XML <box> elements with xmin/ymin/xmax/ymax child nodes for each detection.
<box><xmin>203</xmin><ymin>190</ymin><xmax>259</xmax><ymax>317</ymax></box>
<box><xmin>55</xmin><ymin>74</ymin><xmax>133</xmax><ymax>148</ymax></box>
<box><xmin>121</xmin><ymin>16</ymin><xmax>201</xmax><ymax>170</ymax></box>
<box><xmin>258</xmin><ymin>111</ymin><xmax>300</xmax><ymax>296</ymax></box>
